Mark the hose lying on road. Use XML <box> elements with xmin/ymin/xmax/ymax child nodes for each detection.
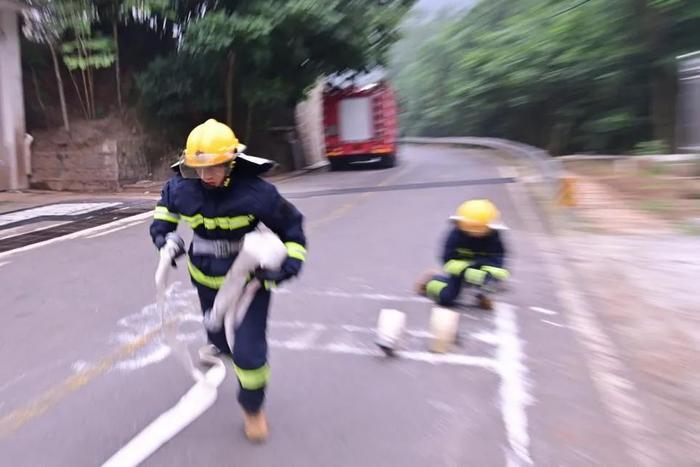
<box><xmin>101</xmin><ymin>231</ymin><xmax>287</xmax><ymax>467</ymax></box>
<box><xmin>101</xmin><ymin>250</ymin><xmax>227</xmax><ymax>467</ymax></box>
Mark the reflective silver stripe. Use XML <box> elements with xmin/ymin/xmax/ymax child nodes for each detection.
<box><xmin>191</xmin><ymin>234</ymin><xmax>241</xmax><ymax>258</ymax></box>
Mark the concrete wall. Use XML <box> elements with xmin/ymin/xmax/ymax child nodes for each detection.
<box><xmin>295</xmin><ymin>79</ymin><xmax>326</xmax><ymax>167</ymax></box>
<box><xmin>0</xmin><ymin>5</ymin><xmax>28</xmax><ymax>190</ymax></box>
<box><xmin>117</xmin><ymin>136</ymin><xmax>150</xmax><ymax>183</ymax></box>
<box><xmin>31</xmin><ymin>136</ymin><xmax>151</xmax><ymax>191</ymax></box>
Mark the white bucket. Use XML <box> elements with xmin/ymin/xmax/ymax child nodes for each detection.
<box><xmin>375</xmin><ymin>309</ymin><xmax>406</xmax><ymax>355</ymax></box>
<box><xmin>429</xmin><ymin>307</ymin><xmax>460</xmax><ymax>353</ymax></box>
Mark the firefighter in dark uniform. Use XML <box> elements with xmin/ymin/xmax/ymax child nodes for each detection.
<box><xmin>149</xmin><ymin>119</ymin><xmax>307</xmax><ymax>442</ymax></box>
<box><xmin>417</xmin><ymin>199</ymin><xmax>509</xmax><ymax>310</ymax></box>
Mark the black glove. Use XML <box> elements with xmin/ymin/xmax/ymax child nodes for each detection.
<box><xmin>254</xmin><ymin>257</ymin><xmax>303</xmax><ymax>288</ymax></box>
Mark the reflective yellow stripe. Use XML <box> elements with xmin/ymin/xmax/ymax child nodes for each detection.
<box><xmin>180</xmin><ymin>214</ymin><xmax>255</xmax><ymax>230</ymax></box>
<box><xmin>482</xmin><ymin>265</ymin><xmax>510</xmax><ymax>281</ymax></box>
<box><xmin>233</xmin><ymin>363</ymin><xmax>270</xmax><ymax>390</ymax></box>
<box><xmin>187</xmin><ymin>260</ymin><xmax>225</xmax><ymax>290</ymax></box>
<box><xmin>457</xmin><ymin>248</ymin><xmax>475</xmax><ymax>258</ymax></box>
<box><xmin>465</xmin><ymin>268</ymin><xmax>488</xmax><ymax>285</ymax></box>
<box><xmin>153</xmin><ymin>206</ymin><xmax>180</xmax><ymax>224</ymax></box>
<box><xmin>426</xmin><ymin>279</ymin><xmax>447</xmax><ymax>299</ymax></box>
<box><xmin>285</xmin><ymin>242</ymin><xmax>307</xmax><ymax>261</ymax></box>
<box><xmin>444</xmin><ymin>259</ymin><xmax>470</xmax><ymax>276</ymax></box>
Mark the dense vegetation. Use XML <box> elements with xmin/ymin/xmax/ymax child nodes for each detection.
<box><xmin>391</xmin><ymin>0</ymin><xmax>700</xmax><ymax>154</ymax></box>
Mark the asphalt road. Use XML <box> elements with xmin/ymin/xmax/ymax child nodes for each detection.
<box><xmin>0</xmin><ymin>145</ymin><xmax>635</xmax><ymax>466</ymax></box>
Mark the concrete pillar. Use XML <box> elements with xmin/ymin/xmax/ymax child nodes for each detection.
<box><xmin>0</xmin><ymin>5</ymin><xmax>28</xmax><ymax>190</ymax></box>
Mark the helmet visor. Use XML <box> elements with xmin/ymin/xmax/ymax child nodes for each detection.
<box><xmin>179</xmin><ymin>155</ymin><xmax>234</xmax><ymax>180</ymax></box>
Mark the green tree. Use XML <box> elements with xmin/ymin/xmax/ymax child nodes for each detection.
<box><xmin>23</xmin><ymin>0</ymin><xmax>75</xmax><ymax>131</ymax></box>
<box><xmin>392</xmin><ymin>0</ymin><xmax>700</xmax><ymax>154</ymax></box>
<box><xmin>181</xmin><ymin>0</ymin><xmax>413</xmax><ymax>130</ymax></box>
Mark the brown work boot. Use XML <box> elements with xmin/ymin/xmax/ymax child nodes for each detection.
<box><xmin>243</xmin><ymin>410</ymin><xmax>268</xmax><ymax>443</ymax></box>
<box><xmin>477</xmin><ymin>293</ymin><xmax>493</xmax><ymax>311</ymax></box>
<box><xmin>415</xmin><ymin>269</ymin><xmax>440</xmax><ymax>296</ymax></box>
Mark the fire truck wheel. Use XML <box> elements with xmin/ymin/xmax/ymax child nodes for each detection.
<box><xmin>380</xmin><ymin>154</ymin><xmax>397</xmax><ymax>168</ymax></box>
<box><xmin>329</xmin><ymin>158</ymin><xmax>346</xmax><ymax>171</ymax></box>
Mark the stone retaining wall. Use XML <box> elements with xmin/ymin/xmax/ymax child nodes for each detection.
<box><xmin>30</xmin><ymin>136</ymin><xmax>150</xmax><ymax>192</ymax></box>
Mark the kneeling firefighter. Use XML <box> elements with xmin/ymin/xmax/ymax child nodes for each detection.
<box><xmin>417</xmin><ymin>199</ymin><xmax>509</xmax><ymax>310</ymax></box>
<box><xmin>149</xmin><ymin>119</ymin><xmax>307</xmax><ymax>442</ymax></box>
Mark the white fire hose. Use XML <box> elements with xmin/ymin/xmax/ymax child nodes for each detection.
<box><xmin>102</xmin><ymin>231</ymin><xmax>286</xmax><ymax>467</ymax></box>
<box><xmin>155</xmin><ymin>236</ymin><xmax>205</xmax><ymax>381</ymax></box>
<box><xmin>203</xmin><ymin>231</ymin><xmax>288</xmax><ymax>352</ymax></box>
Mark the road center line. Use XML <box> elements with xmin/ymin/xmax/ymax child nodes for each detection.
<box><xmin>0</xmin><ymin>324</ymin><xmax>161</xmax><ymax>438</ymax></box>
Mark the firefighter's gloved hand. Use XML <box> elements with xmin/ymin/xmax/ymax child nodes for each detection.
<box><xmin>158</xmin><ymin>233</ymin><xmax>185</xmax><ymax>267</ymax></box>
<box><xmin>154</xmin><ymin>234</ymin><xmax>167</xmax><ymax>250</ymax></box>
<box><xmin>254</xmin><ymin>258</ymin><xmax>303</xmax><ymax>289</ymax></box>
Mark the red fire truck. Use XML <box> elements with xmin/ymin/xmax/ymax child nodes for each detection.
<box><xmin>322</xmin><ymin>71</ymin><xmax>398</xmax><ymax>170</ymax></box>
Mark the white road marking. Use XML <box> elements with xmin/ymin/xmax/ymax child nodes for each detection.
<box><xmin>529</xmin><ymin>306</ymin><xmax>557</xmax><ymax>316</ymax></box>
<box><xmin>98</xmin><ymin>282</ymin><xmax>528</xmax><ymax>466</ymax></box>
<box><xmin>0</xmin><ymin>372</ymin><xmax>27</xmax><ymax>394</ymax></box>
<box><xmin>0</xmin><ymin>212</ymin><xmax>152</xmax><ymax>259</ymax></box>
<box><xmin>541</xmin><ymin>320</ymin><xmax>565</xmax><ymax>328</ymax></box>
<box><xmin>271</xmin><ymin>321</ymin><xmax>434</xmax><ymax>339</ymax></box>
<box><xmin>101</xmin><ymin>303</ymin><xmax>502</xmax><ymax>464</ymax></box>
<box><xmin>342</xmin><ymin>323</ymin><xmax>434</xmax><ymax>339</ymax></box>
<box><xmin>0</xmin><ymin>220</ymin><xmax>71</xmax><ymax>241</ymax></box>
<box><xmin>276</xmin><ymin>287</ymin><xmax>430</xmax><ymax>304</ymax></box>
<box><xmin>494</xmin><ymin>303</ymin><xmax>533</xmax><ymax>466</ymax></box>
<box><xmin>278</xmin><ymin>326</ymin><xmax>323</xmax><ymax>350</ymax></box>
<box><xmin>472</xmin><ymin>331</ymin><xmax>499</xmax><ymax>345</ymax></box>
<box><xmin>503</xmin><ymin>166</ymin><xmax>659</xmax><ymax>465</ymax></box>
<box><xmin>108</xmin><ymin>286</ymin><xmax>501</xmax><ymax>376</ymax></box>
<box><xmin>270</xmin><ymin>339</ymin><xmax>496</xmax><ymax>368</ymax></box>
<box><xmin>71</xmin><ymin>361</ymin><xmax>89</xmax><ymax>373</ymax></box>
<box><xmin>0</xmin><ymin>202</ymin><xmax>122</xmax><ymax>226</ymax></box>
<box><xmin>0</xmin><ymin>261</ymin><xmax>10</xmax><ymax>268</ymax></box>
<box><xmin>85</xmin><ymin>220</ymin><xmax>146</xmax><ymax>239</ymax></box>
<box><xmin>116</xmin><ymin>345</ymin><xmax>171</xmax><ymax>371</ymax></box>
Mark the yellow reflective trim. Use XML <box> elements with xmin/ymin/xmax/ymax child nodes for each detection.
<box><xmin>444</xmin><ymin>259</ymin><xmax>470</xmax><ymax>276</ymax></box>
<box><xmin>465</xmin><ymin>268</ymin><xmax>488</xmax><ymax>285</ymax></box>
<box><xmin>153</xmin><ymin>206</ymin><xmax>180</xmax><ymax>224</ymax></box>
<box><xmin>154</xmin><ymin>213</ymin><xmax>180</xmax><ymax>224</ymax></box>
<box><xmin>233</xmin><ymin>363</ymin><xmax>270</xmax><ymax>390</ymax></box>
<box><xmin>285</xmin><ymin>242</ymin><xmax>307</xmax><ymax>261</ymax></box>
<box><xmin>187</xmin><ymin>260</ymin><xmax>224</xmax><ymax>290</ymax></box>
<box><xmin>180</xmin><ymin>213</ymin><xmax>255</xmax><ymax>230</ymax></box>
<box><xmin>426</xmin><ymin>279</ymin><xmax>447</xmax><ymax>299</ymax></box>
<box><xmin>482</xmin><ymin>265</ymin><xmax>510</xmax><ymax>281</ymax></box>
<box><xmin>457</xmin><ymin>248</ymin><xmax>475</xmax><ymax>258</ymax></box>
